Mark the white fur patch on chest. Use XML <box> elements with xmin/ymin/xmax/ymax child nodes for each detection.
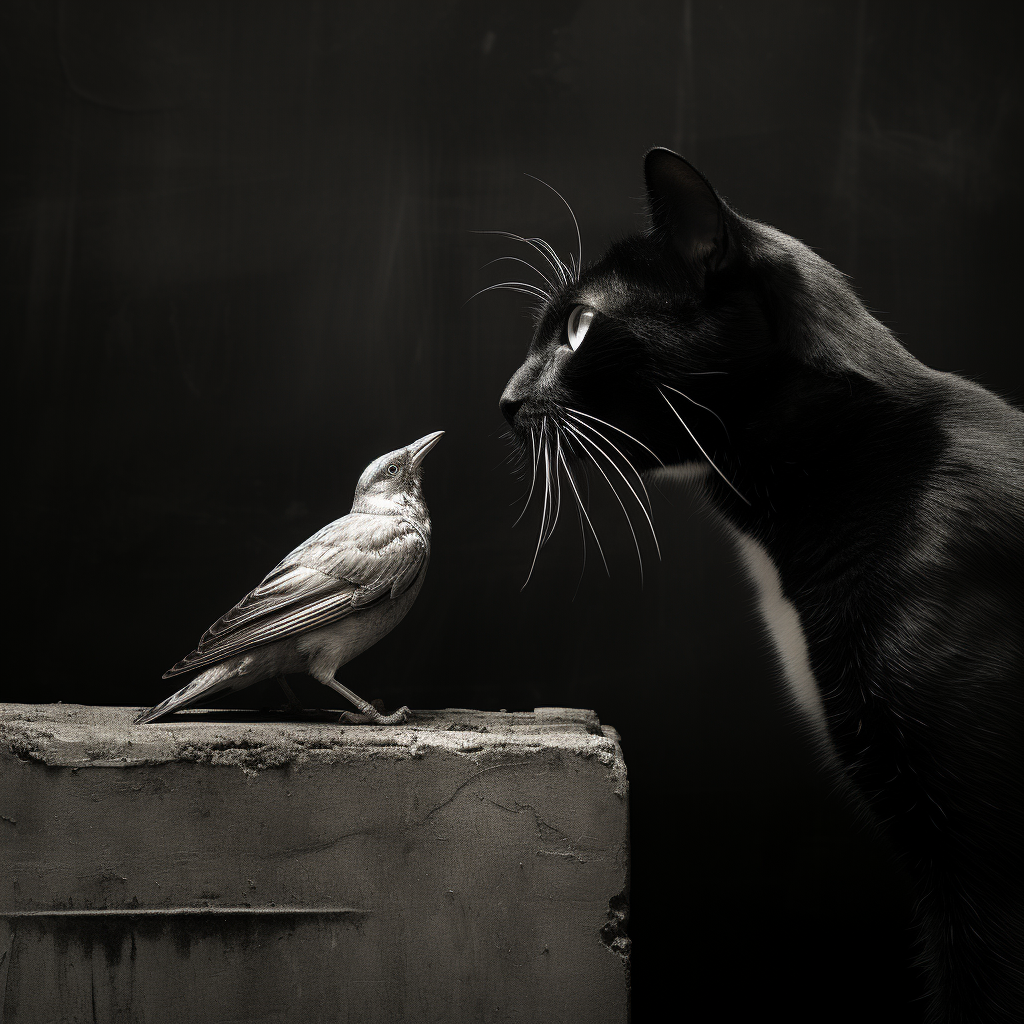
<box><xmin>732</xmin><ymin>532</ymin><xmax>831</xmax><ymax>740</ymax></box>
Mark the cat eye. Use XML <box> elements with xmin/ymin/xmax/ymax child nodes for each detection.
<box><xmin>567</xmin><ymin>305</ymin><xmax>595</xmax><ymax>351</ymax></box>
<box><xmin>387</xmin><ymin>464</ymin><xmax>399</xmax><ymax>475</ymax></box>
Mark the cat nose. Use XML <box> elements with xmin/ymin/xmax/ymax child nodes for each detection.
<box><xmin>500</xmin><ymin>363</ymin><xmax>536</xmax><ymax>426</ymax></box>
<box><xmin>499</xmin><ymin>395</ymin><xmax>524</xmax><ymax>425</ymax></box>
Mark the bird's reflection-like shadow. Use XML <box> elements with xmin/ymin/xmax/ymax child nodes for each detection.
<box><xmin>152</xmin><ymin>707</ymin><xmax>343</xmax><ymax>725</ymax></box>
<box><xmin>152</xmin><ymin>700</ymin><xmax>427</xmax><ymax>726</ymax></box>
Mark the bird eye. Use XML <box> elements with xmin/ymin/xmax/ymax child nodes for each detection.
<box><xmin>387</xmin><ymin>464</ymin><xmax>398</xmax><ymax>475</ymax></box>
<box><xmin>567</xmin><ymin>305</ymin><xmax>595</xmax><ymax>351</ymax></box>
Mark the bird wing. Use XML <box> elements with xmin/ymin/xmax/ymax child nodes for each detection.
<box><xmin>163</xmin><ymin>513</ymin><xmax>427</xmax><ymax>677</ymax></box>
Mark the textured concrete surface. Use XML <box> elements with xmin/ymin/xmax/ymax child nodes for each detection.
<box><xmin>0</xmin><ymin>704</ymin><xmax>629</xmax><ymax>1023</ymax></box>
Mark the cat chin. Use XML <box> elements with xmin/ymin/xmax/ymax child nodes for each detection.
<box><xmin>647</xmin><ymin>462</ymin><xmax>711</xmax><ymax>486</ymax></box>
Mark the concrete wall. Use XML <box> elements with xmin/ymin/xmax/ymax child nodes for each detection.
<box><xmin>0</xmin><ymin>705</ymin><xmax>629</xmax><ymax>1023</ymax></box>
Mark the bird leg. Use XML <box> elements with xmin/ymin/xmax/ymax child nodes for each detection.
<box><xmin>272</xmin><ymin>676</ymin><xmax>332</xmax><ymax>719</ymax></box>
<box><xmin>320</xmin><ymin>676</ymin><xmax>411</xmax><ymax>725</ymax></box>
<box><xmin>276</xmin><ymin>676</ymin><xmax>302</xmax><ymax>708</ymax></box>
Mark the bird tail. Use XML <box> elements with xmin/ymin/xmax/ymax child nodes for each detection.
<box><xmin>134</xmin><ymin>663</ymin><xmax>248</xmax><ymax>725</ymax></box>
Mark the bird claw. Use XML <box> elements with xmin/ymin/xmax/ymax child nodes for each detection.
<box><xmin>338</xmin><ymin>705</ymin><xmax>412</xmax><ymax>726</ymax></box>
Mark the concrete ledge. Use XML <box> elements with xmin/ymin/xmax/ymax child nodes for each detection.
<box><xmin>1</xmin><ymin>704</ymin><xmax>629</xmax><ymax>1023</ymax></box>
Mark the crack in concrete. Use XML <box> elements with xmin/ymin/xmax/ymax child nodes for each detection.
<box><xmin>421</xmin><ymin>762</ymin><xmax>532</xmax><ymax>822</ymax></box>
<box><xmin>478</xmin><ymin>797</ymin><xmax>591</xmax><ymax>863</ymax></box>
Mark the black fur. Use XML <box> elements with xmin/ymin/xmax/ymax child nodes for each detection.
<box><xmin>499</xmin><ymin>149</ymin><xmax>1023</xmax><ymax>1023</ymax></box>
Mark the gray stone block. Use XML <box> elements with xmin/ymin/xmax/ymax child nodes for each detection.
<box><xmin>0</xmin><ymin>704</ymin><xmax>629</xmax><ymax>1023</ymax></box>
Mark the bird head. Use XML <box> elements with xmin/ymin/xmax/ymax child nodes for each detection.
<box><xmin>350</xmin><ymin>431</ymin><xmax>444</xmax><ymax>516</ymax></box>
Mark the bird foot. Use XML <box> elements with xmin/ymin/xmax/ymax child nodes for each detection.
<box><xmin>339</xmin><ymin>704</ymin><xmax>412</xmax><ymax>725</ymax></box>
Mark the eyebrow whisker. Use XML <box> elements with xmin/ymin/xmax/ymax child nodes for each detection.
<box><xmin>529</xmin><ymin>237</ymin><xmax>573</xmax><ymax>285</ymax></box>
<box><xmin>525</xmin><ymin>173</ymin><xmax>582</xmax><ymax>282</ymax></box>
<box><xmin>466</xmin><ymin>281</ymin><xmax>551</xmax><ymax>305</ymax></box>
<box><xmin>480</xmin><ymin>255</ymin><xmax>557</xmax><ymax>294</ymax></box>
<box><xmin>472</xmin><ymin>229</ymin><xmax>569</xmax><ymax>286</ymax></box>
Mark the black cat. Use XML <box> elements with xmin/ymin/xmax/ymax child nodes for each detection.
<box><xmin>497</xmin><ymin>149</ymin><xmax>1023</xmax><ymax>1023</ymax></box>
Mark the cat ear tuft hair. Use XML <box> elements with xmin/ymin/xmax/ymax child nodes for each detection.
<box><xmin>644</xmin><ymin>147</ymin><xmax>729</xmax><ymax>275</ymax></box>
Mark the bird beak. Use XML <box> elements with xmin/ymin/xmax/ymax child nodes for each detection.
<box><xmin>408</xmin><ymin>430</ymin><xmax>445</xmax><ymax>470</ymax></box>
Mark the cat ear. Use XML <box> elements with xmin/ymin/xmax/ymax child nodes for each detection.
<box><xmin>645</xmin><ymin>148</ymin><xmax>729</xmax><ymax>273</ymax></box>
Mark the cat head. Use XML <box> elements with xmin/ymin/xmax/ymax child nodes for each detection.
<box><xmin>497</xmin><ymin>149</ymin><xmax>773</xmax><ymax>515</ymax></box>
<box><xmin>496</xmin><ymin>148</ymin><xmax>900</xmax><ymax>543</ymax></box>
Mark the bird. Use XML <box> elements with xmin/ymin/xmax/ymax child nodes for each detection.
<box><xmin>135</xmin><ymin>431</ymin><xmax>444</xmax><ymax>726</ymax></box>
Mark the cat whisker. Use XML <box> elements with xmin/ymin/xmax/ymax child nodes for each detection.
<box><xmin>571</xmin><ymin>498</ymin><xmax>587</xmax><ymax>600</ymax></box>
<box><xmin>543</xmin><ymin>427</ymin><xmax>564</xmax><ymax>546</ymax></box>
<box><xmin>565</xmin><ymin>407</ymin><xmax>665</xmax><ymax>467</ymax></box>
<box><xmin>563</xmin><ymin>424</ymin><xmax>645</xmax><ymax>583</ymax></box>
<box><xmin>466</xmin><ymin>281</ymin><xmax>551</xmax><ymax>305</ymax></box>
<box><xmin>566</xmin><ymin>418</ymin><xmax>662</xmax><ymax>559</ymax></box>
<box><xmin>495</xmin><ymin>436</ymin><xmax>523</xmax><ymax>473</ymax></box>
<box><xmin>657</xmin><ymin>386</ymin><xmax>751</xmax><ymax>505</ymax></box>
<box><xmin>525</xmin><ymin>174</ymin><xmax>582</xmax><ymax>282</ymax></box>
<box><xmin>472</xmin><ymin>230</ymin><xmax>569</xmax><ymax>286</ymax></box>
<box><xmin>662</xmin><ymin>383</ymin><xmax>731</xmax><ymax>439</ymax></box>
<box><xmin>545</xmin><ymin>419</ymin><xmax>557</xmax><ymax>537</ymax></box>
<box><xmin>560</xmin><ymin>435</ymin><xmax>588</xmax><ymax>599</ymax></box>
<box><xmin>564</xmin><ymin>422</ymin><xmax>661</xmax><ymax>563</ymax></box>
<box><xmin>512</xmin><ymin>426</ymin><xmax>540</xmax><ymax>528</ymax></box>
<box><xmin>522</xmin><ymin>418</ymin><xmax>551</xmax><ymax>590</ymax></box>
<box><xmin>480</xmin><ymin>256</ymin><xmax>556</xmax><ymax>295</ymax></box>
<box><xmin>564</xmin><ymin>412</ymin><xmax>655</xmax><ymax>515</ymax></box>
<box><xmin>558</xmin><ymin>442</ymin><xmax>610</xmax><ymax>577</ymax></box>
<box><xmin>528</xmin><ymin>236</ymin><xmax>573</xmax><ymax>286</ymax></box>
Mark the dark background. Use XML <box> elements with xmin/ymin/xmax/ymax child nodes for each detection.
<box><xmin>5</xmin><ymin>1</ymin><xmax>1022</xmax><ymax>1020</ymax></box>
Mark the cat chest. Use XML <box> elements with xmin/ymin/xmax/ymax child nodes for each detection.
<box><xmin>732</xmin><ymin>532</ymin><xmax>832</xmax><ymax>741</ymax></box>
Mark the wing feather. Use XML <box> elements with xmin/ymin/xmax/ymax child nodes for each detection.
<box><xmin>164</xmin><ymin>513</ymin><xmax>426</xmax><ymax>677</ymax></box>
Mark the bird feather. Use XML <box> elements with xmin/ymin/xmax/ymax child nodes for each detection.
<box><xmin>162</xmin><ymin>514</ymin><xmax>426</xmax><ymax>678</ymax></box>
